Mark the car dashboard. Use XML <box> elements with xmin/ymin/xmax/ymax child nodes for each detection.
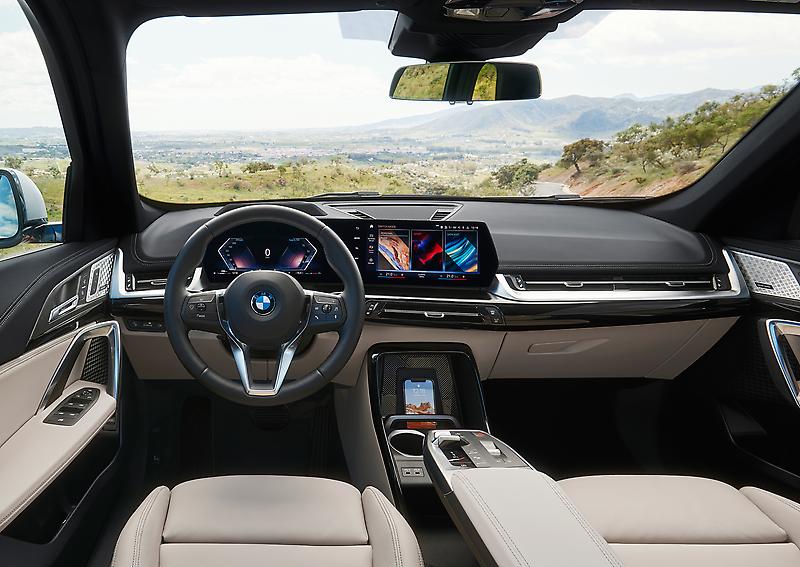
<box><xmin>105</xmin><ymin>198</ymin><xmax>753</xmax><ymax>386</ymax></box>
<box><xmin>203</xmin><ymin>219</ymin><xmax>498</xmax><ymax>289</ymax></box>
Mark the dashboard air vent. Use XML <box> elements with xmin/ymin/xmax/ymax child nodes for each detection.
<box><xmin>508</xmin><ymin>274</ymin><xmax>729</xmax><ymax>293</ymax></box>
<box><xmin>430</xmin><ymin>208</ymin><xmax>456</xmax><ymax>221</ymax></box>
<box><xmin>125</xmin><ymin>272</ymin><xmax>192</xmax><ymax>292</ymax></box>
<box><xmin>340</xmin><ymin>208</ymin><xmax>374</xmax><ymax>219</ymax></box>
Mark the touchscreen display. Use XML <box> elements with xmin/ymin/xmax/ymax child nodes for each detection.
<box><xmin>368</xmin><ymin>222</ymin><xmax>483</xmax><ymax>283</ymax></box>
<box><xmin>404</xmin><ymin>380</ymin><xmax>436</xmax><ymax>415</ymax></box>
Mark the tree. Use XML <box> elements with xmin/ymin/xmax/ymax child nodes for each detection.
<box><xmin>559</xmin><ymin>139</ymin><xmax>606</xmax><ymax>173</ymax></box>
<box><xmin>3</xmin><ymin>155</ymin><xmax>23</xmax><ymax>169</ymax></box>
<box><xmin>212</xmin><ymin>160</ymin><xmax>229</xmax><ymax>178</ymax></box>
<box><xmin>242</xmin><ymin>161</ymin><xmax>275</xmax><ymax>174</ymax></box>
<box><xmin>491</xmin><ymin>158</ymin><xmax>542</xmax><ymax>192</ymax></box>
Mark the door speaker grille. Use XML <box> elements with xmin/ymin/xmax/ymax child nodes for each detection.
<box><xmin>81</xmin><ymin>336</ymin><xmax>110</xmax><ymax>385</ymax></box>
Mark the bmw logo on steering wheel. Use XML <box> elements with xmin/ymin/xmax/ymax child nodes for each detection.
<box><xmin>250</xmin><ymin>291</ymin><xmax>275</xmax><ymax>316</ymax></box>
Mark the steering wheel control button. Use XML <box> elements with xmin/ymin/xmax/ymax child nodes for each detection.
<box><xmin>251</xmin><ymin>291</ymin><xmax>275</xmax><ymax>316</ymax></box>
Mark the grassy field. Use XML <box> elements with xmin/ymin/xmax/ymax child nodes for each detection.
<box><xmin>135</xmin><ymin>158</ymin><xmax>520</xmax><ymax>203</ymax></box>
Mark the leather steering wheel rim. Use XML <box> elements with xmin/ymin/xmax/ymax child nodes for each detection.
<box><xmin>164</xmin><ymin>204</ymin><xmax>365</xmax><ymax>406</ymax></box>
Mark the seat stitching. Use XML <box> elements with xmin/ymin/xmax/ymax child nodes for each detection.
<box><xmin>743</xmin><ymin>488</ymin><xmax>800</xmax><ymax>543</ymax></box>
<box><xmin>457</xmin><ymin>475</ymin><xmax>529</xmax><ymax>567</ymax></box>
<box><xmin>131</xmin><ymin>488</ymin><xmax>162</xmax><ymax>567</ymax></box>
<box><xmin>542</xmin><ymin>476</ymin><xmax>622</xmax><ymax>567</ymax></box>
<box><xmin>366</xmin><ymin>488</ymin><xmax>403</xmax><ymax>567</ymax></box>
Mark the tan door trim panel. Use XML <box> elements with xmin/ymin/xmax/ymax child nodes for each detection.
<box><xmin>0</xmin><ymin>380</ymin><xmax>116</xmax><ymax>530</ymax></box>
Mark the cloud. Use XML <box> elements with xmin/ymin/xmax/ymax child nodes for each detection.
<box><xmin>128</xmin><ymin>53</ymin><xmax>422</xmax><ymax>131</ymax></box>
<box><xmin>0</xmin><ymin>29</ymin><xmax>61</xmax><ymax>127</ymax></box>
<box><xmin>520</xmin><ymin>11</ymin><xmax>800</xmax><ymax>98</ymax></box>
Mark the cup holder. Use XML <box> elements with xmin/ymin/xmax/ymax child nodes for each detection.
<box><xmin>388</xmin><ymin>429</ymin><xmax>426</xmax><ymax>457</ymax></box>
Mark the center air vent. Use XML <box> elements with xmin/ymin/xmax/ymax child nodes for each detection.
<box><xmin>339</xmin><ymin>208</ymin><xmax>374</xmax><ymax>219</ymax></box>
<box><xmin>430</xmin><ymin>208</ymin><xmax>456</xmax><ymax>221</ymax></box>
<box><xmin>507</xmin><ymin>274</ymin><xmax>730</xmax><ymax>293</ymax></box>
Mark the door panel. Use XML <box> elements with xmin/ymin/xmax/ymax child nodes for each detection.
<box><xmin>0</xmin><ymin>244</ymin><xmax>120</xmax><ymax>557</ymax></box>
<box><xmin>0</xmin><ymin>329</ymin><xmax>78</xmax><ymax>448</ymax></box>
<box><xmin>0</xmin><ymin>240</ymin><xmax>116</xmax><ymax>366</ymax></box>
<box><xmin>719</xmin><ymin>244</ymin><xmax>800</xmax><ymax>484</ymax></box>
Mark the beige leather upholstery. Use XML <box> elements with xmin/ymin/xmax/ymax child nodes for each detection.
<box><xmin>112</xmin><ymin>475</ymin><xmax>423</xmax><ymax>567</ymax></box>
<box><xmin>450</xmin><ymin>468</ymin><xmax>622</xmax><ymax>567</ymax></box>
<box><xmin>560</xmin><ymin>475</ymin><xmax>800</xmax><ymax>567</ymax></box>
<box><xmin>0</xmin><ymin>380</ymin><xmax>116</xmax><ymax>530</ymax></box>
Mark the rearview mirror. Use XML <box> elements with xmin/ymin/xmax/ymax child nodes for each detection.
<box><xmin>0</xmin><ymin>168</ymin><xmax>50</xmax><ymax>249</ymax></box>
<box><xmin>390</xmin><ymin>62</ymin><xmax>541</xmax><ymax>103</ymax></box>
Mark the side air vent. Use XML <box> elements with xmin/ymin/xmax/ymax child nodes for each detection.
<box><xmin>81</xmin><ymin>336</ymin><xmax>110</xmax><ymax>385</ymax></box>
<box><xmin>430</xmin><ymin>208</ymin><xmax>455</xmax><ymax>221</ymax></box>
<box><xmin>125</xmin><ymin>272</ymin><xmax>192</xmax><ymax>292</ymax></box>
<box><xmin>340</xmin><ymin>208</ymin><xmax>374</xmax><ymax>219</ymax></box>
<box><xmin>507</xmin><ymin>274</ymin><xmax>730</xmax><ymax>293</ymax></box>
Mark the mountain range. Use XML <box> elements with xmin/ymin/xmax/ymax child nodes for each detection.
<box><xmin>0</xmin><ymin>87</ymin><xmax>745</xmax><ymax>163</ymax></box>
<box><xmin>360</xmin><ymin>88</ymin><xmax>741</xmax><ymax>141</ymax></box>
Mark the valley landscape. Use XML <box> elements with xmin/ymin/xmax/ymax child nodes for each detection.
<box><xmin>1</xmin><ymin>72</ymin><xmax>797</xmax><ymax>225</ymax></box>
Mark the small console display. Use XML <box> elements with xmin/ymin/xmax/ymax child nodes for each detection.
<box><xmin>203</xmin><ymin>218</ymin><xmax>498</xmax><ymax>288</ymax></box>
<box><xmin>404</xmin><ymin>380</ymin><xmax>437</xmax><ymax>415</ymax></box>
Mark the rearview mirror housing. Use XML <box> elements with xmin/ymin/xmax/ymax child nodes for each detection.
<box><xmin>390</xmin><ymin>61</ymin><xmax>541</xmax><ymax>103</ymax></box>
<box><xmin>0</xmin><ymin>168</ymin><xmax>49</xmax><ymax>249</ymax></box>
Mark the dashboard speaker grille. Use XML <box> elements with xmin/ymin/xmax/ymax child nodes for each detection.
<box><xmin>377</xmin><ymin>352</ymin><xmax>459</xmax><ymax>420</ymax></box>
<box><xmin>81</xmin><ymin>336</ymin><xmax>110</xmax><ymax>385</ymax></box>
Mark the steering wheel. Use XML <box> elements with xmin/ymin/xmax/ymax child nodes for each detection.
<box><xmin>164</xmin><ymin>205</ymin><xmax>365</xmax><ymax>406</ymax></box>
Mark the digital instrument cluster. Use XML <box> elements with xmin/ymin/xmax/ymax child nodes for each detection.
<box><xmin>202</xmin><ymin>219</ymin><xmax>498</xmax><ymax>287</ymax></box>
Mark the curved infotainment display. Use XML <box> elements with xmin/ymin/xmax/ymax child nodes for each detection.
<box><xmin>202</xmin><ymin>219</ymin><xmax>498</xmax><ymax>287</ymax></box>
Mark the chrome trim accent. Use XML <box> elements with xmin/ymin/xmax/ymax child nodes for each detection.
<box><xmin>110</xmin><ymin>249</ymin><xmax>202</xmax><ymax>299</ymax></box>
<box><xmin>765</xmin><ymin>319</ymin><xmax>800</xmax><ymax>408</ymax></box>
<box><xmin>111</xmin><ymin>247</ymin><xmax>747</xmax><ymax>306</ymax></box>
<box><xmin>85</xmin><ymin>254</ymin><xmax>115</xmax><ymax>302</ymax></box>
<box><xmin>218</xmin><ymin>289</ymin><xmax>311</xmax><ymax>397</ymax></box>
<box><xmin>38</xmin><ymin>320</ymin><xmax>121</xmax><ymax>411</ymax></box>
<box><xmin>32</xmin><ymin>251</ymin><xmax>116</xmax><ymax>341</ymax></box>
<box><xmin>521</xmin><ymin>279</ymin><xmax>713</xmax><ymax>287</ymax></box>
<box><xmin>489</xmin><ymin>248</ymin><xmax>747</xmax><ymax>303</ymax></box>
<box><xmin>731</xmin><ymin>250</ymin><xmax>800</xmax><ymax>302</ymax></box>
<box><xmin>49</xmin><ymin>295</ymin><xmax>79</xmax><ymax>323</ymax></box>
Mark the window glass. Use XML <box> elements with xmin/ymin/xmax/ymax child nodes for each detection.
<box><xmin>127</xmin><ymin>10</ymin><xmax>799</xmax><ymax>203</ymax></box>
<box><xmin>0</xmin><ymin>0</ymin><xmax>68</xmax><ymax>259</ymax></box>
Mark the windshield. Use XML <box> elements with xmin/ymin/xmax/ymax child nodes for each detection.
<box><xmin>127</xmin><ymin>10</ymin><xmax>799</xmax><ymax>203</ymax></box>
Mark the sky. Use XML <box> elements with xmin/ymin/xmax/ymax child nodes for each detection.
<box><xmin>0</xmin><ymin>2</ymin><xmax>799</xmax><ymax>131</ymax></box>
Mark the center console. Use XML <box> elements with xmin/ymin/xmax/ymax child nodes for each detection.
<box><xmin>423</xmin><ymin>430</ymin><xmax>619</xmax><ymax>567</ymax></box>
<box><xmin>370</xmin><ymin>347</ymin><xmax>489</xmax><ymax>493</ymax></box>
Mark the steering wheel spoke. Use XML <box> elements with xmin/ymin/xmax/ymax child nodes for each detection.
<box><xmin>220</xmin><ymin>309</ymin><xmax>305</xmax><ymax>397</ymax></box>
<box><xmin>306</xmin><ymin>290</ymin><xmax>346</xmax><ymax>334</ymax></box>
<box><xmin>180</xmin><ymin>290</ymin><xmax>224</xmax><ymax>333</ymax></box>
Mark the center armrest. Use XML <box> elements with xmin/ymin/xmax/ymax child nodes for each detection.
<box><xmin>424</xmin><ymin>430</ymin><xmax>622</xmax><ymax>567</ymax></box>
<box><xmin>450</xmin><ymin>467</ymin><xmax>621</xmax><ymax>567</ymax></box>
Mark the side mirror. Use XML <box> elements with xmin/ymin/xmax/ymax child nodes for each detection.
<box><xmin>390</xmin><ymin>62</ymin><xmax>541</xmax><ymax>103</ymax></box>
<box><xmin>0</xmin><ymin>168</ymin><xmax>50</xmax><ymax>249</ymax></box>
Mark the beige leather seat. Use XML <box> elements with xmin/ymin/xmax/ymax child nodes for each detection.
<box><xmin>112</xmin><ymin>475</ymin><xmax>423</xmax><ymax>567</ymax></box>
<box><xmin>560</xmin><ymin>475</ymin><xmax>800</xmax><ymax>567</ymax></box>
